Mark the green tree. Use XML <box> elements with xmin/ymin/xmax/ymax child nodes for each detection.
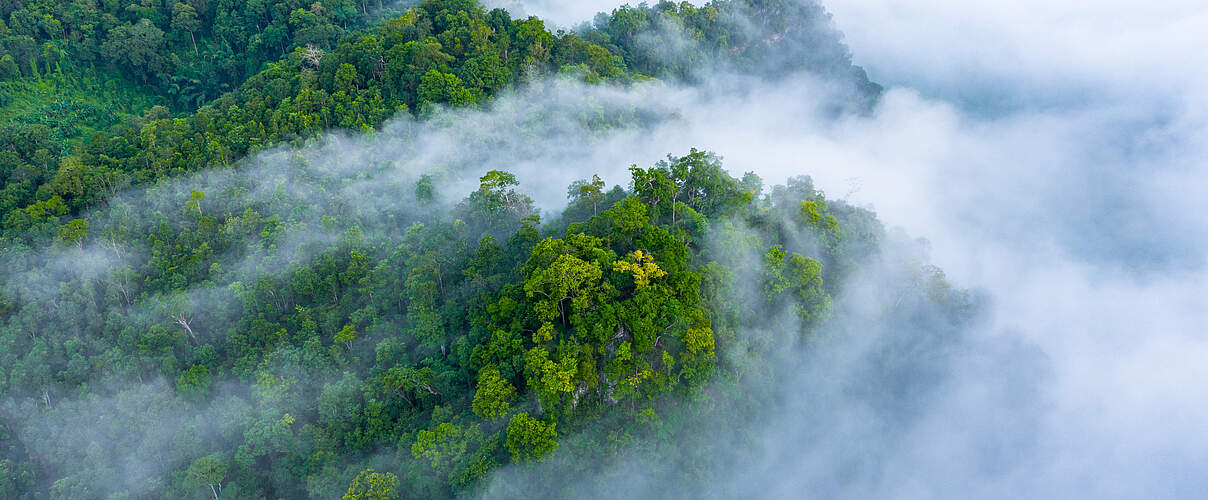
<box><xmin>344</xmin><ymin>469</ymin><xmax>399</xmax><ymax>500</ymax></box>
<box><xmin>185</xmin><ymin>453</ymin><xmax>228</xmax><ymax>500</ymax></box>
<box><xmin>378</xmin><ymin>365</ymin><xmax>440</xmax><ymax>408</ymax></box>
<box><xmin>505</xmin><ymin>413</ymin><xmax>557</xmax><ymax>463</ymax></box>
<box><xmin>465</xmin><ymin>170</ymin><xmax>533</xmax><ymax>229</ymax></box>
<box><xmin>56</xmin><ymin>218</ymin><xmax>88</xmax><ymax>248</ymax></box>
<box><xmin>0</xmin><ymin>54</ymin><xmax>19</xmax><ymax>79</ymax></box>
<box><xmin>411</xmin><ymin>422</ymin><xmax>478</xmax><ymax>474</ymax></box>
<box><xmin>418</xmin><ymin>69</ymin><xmax>475</xmax><ymax>111</ymax></box>
<box><xmin>569</xmin><ymin>173</ymin><xmax>606</xmax><ymax>215</ymax></box>
<box><xmin>471</xmin><ymin>366</ymin><xmax>515</xmax><ymax>419</ymax></box>
<box><xmin>764</xmin><ymin>245</ymin><xmax>831</xmax><ymax>330</ymax></box>
<box><xmin>171</xmin><ymin>3</ymin><xmax>201</xmax><ymax>55</ymax></box>
<box><xmin>101</xmin><ymin>19</ymin><xmax>167</xmax><ymax>82</ymax></box>
<box><xmin>187</xmin><ymin>190</ymin><xmax>205</xmax><ymax>216</ymax></box>
<box><xmin>335</xmin><ymin>324</ymin><xmax>357</xmax><ymax>346</ymax></box>
<box><xmin>176</xmin><ymin>364</ymin><xmax>213</xmax><ymax>402</ymax></box>
<box><xmin>335</xmin><ymin>63</ymin><xmax>359</xmax><ymax>92</ymax></box>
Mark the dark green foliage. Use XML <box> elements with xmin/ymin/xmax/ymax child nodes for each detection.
<box><xmin>0</xmin><ymin>1</ymin><xmax>926</xmax><ymax>497</ymax></box>
<box><xmin>0</xmin><ymin>0</ymin><xmax>383</xmax><ymax>105</ymax></box>
<box><xmin>0</xmin><ymin>0</ymin><xmax>648</xmax><ymax>243</ymax></box>
<box><xmin>0</xmin><ymin>0</ymin><xmax>883</xmax><ymax>244</ymax></box>
<box><xmin>0</xmin><ymin>141</ymin><xmax>893</xmax><ymax>497</ymax></box>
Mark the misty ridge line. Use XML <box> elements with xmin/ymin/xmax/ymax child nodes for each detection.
<box><xmin>0</xmin><ymin>2</ymin><xmax>1058</xmax><ymax>498</ymax></box>
<box><xmin>0</xmin><ymin>90</ymin><xmax>900</xmax><ymax>497</ymax></box>
<box><xmin>0</xmin><ymin>0</ymin><xmax>881</xmax><ymax>251</ymax></box>
<box><xmin>0</xmin><ymin>0</ymin><xmax>882</xmax><ymax>314</ymax></box>
<box><xmin>21</xmin><ymin>0</ymin><xmax>1200</xmax><ymax>497</ymax></box>
<box><xmin>0</xmin><ymin>1</ymin><xmax>916</xmax><ymax>497</ymax></box>
<box><xmin>0</xmin><ymin>73</ymin><xmax>879</xmax><ymax>375</ymax></box>
<box><xmin>471</xmin><ymin>1</ymin><xmax>1208</xmax><ymax>499</ymax></box>
<box><xmin>3</xmin><ymin>75</ymin><xmax>808</xmax><ymax>302</ymax></box>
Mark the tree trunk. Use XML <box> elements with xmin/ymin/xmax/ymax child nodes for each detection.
<box><xmin>177</xmin><ymin>315</ymin><xmax>199</xmax><ymax>344</ymax></box>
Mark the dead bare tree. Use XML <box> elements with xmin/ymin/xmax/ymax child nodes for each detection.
<box><xmin>176</xmin><ymin>313</ymin><xmax>199</xmax><ymax>344</ymax></box>
<box><xmin>300</xmin><ymin>44</ymin><xmax>324</xmax><ymax>69</ymax></box>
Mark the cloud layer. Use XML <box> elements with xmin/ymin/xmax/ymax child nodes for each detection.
<box><xmin>4</xmin><ymin>1</ymin><xmax>1204</xmax><ymax>496</ymax></box>
<box><xmin>474</xmin><ymin>0</ymin><xmax>1208</xmax><ymax>497</ymax></box>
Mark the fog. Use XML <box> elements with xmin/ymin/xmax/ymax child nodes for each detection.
<box><xmin>3</xmin><ymin>0</ymin><xmax>1204</xmax><ymax>497</ymax></box>
<box><xmin>474</xmin><ymin>0</ymin><xmax>1208</xmax><ymax>498</ymax></box>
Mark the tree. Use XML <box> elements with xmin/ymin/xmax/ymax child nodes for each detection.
<box><xmin>172</xmin><ymin>3</ymin><xmax>201</xmax><ymax>55</ymax></box>
<box><xmin>465</xmin><ymin>170</ymin><xmax>533</xmax><ymax>229</ymax></box>
<box><xmin>522</xmin><ymin>345</ymin><xmax>577</xmax><ymax>412</ymax></box>
<box><xmin>801</xmin><ymin>198</ymin><xmax>844</xmax><ymax>254</ymax></box>
<box><xmin>786</xmin><ymin>253</ymin><xmax>829</xmax><ymax>327</ymax></box>
<box><xmin>472</xmin><ymin>366</ymin><xmax>515</xmax><ymax>419</ymax></box>
<box><xmin>411</xmin><ymin>422</ymin><xmax>476</xmax><ymax>474</ymax></box>
<box><xmin>612</xmin><ymin>249</ymin><xmax>667</xmax><ymax>290</ymax></box>
<box><xmin>0</xmin><ymin>54</ymin><xmax>19</xmax><ymax>79</ymax></box>
<box><xmin>415</xmin><ymin>174</ymin><xmax>435</xmax><ymax>203</ymax></box>
<box><xmin>417</xmin><ymin>69</ymin><xmax>475</xmax><ymax>111</ymax></box>
<box><xmin>379</xmin><ymin>365</ymin><xmax>440</xmax><ymax>407</ymax></box>
<box><xmin>56</xmin><ymin>219</ymin><xmax>88</xmax><ymax>248</ymax></box>
<box><xmin>185</xmin><ymin>453</ymin><xmax>228</xmax><ymax>500</ymax></box>
<box><xmin>344</xmin><ymin>469</ymin><xmax>399</xmax><ymax>500</ymax></box>
<box><xmin>176</xmin><ymin>364</ymin><xmax>212</xmax><ymax>401</ymax></box>
<box><xmin>763</xmin><ymin>245</ymin><xmax>791</xmax><ymax>300</ymax></box>
<box><xmin>604</xmin><ymin>196</ymin><xmax>651</xmax><ymax>235</ymax></box>
<box><xmin>101</xmin><ymin>20</ymin><xmax>167</xmax><ymax>82</ymax></box>
<box><xmin>505</xmin><ymin>413</ymin><xmax>558</xmax><ymax>463</ymax></box>
<box><xmin>335</xmin><ymin>324</ymin><xmax>357</xmax><ymax>346</ymax></box>
<box><xmin>187</xmin><ymin>190</ymin><xmax>205</xmax><ymax>216</ymax></box>
<box><xmin>629</xmin><ymin>164</ymin><xmax>675</xmax><ymax>222</ymax></box>
<box><xmin>479</xmin><ymin>170</ymin><xmax>518</xmax><ymax>197</ymax></box>
<box><xmin>525</xmin><ymin>251</ymin><xmax>604</xmax><ymax>328</ymax></box>
<box><xmin>763</xmin><ymin>245</ymin><xmax>830</xmax><ymax>330</ymax></box>
<box><xmin>335</xmin><ymin>63</ymin><xmax>359</xmax><ymax>92</ymax></box>
<box><xmin>569</xmin><ymin>173</ymin><xmax>606</xmax><ymax>215</ymax></box>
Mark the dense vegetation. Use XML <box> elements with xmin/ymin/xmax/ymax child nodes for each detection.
<box><xmin>0</xmin><ymin>0</ymin><xmax>877</xmax><ymax>245</ymax></box>
<box><xmin>0</xmin><ymin>141</ymin><xmax>907</xmax><ymax>497</ymax></box>
<box><xmin>0</xmin><ymin>1</ymin><xmax>954</xmax><ymax>498</ymax></box>
<box><xmin>0</xmin><ymin>0</ymin><xmax>625</xmax><ymax>244</ymax></box>
<box><xmin>0</xmin><ymin>0</ymin><xmax>404</xmax><ymax>233</ymax></box>
<box><xmin>0</xmin><ymin>0</ymin><xmax>394</xmax><ymax>107</ymax></box>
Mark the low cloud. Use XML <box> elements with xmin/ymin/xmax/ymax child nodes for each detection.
<box><xmin>477</xmin><ymin>0</ymin><xmax>1208</xmax><ymax>497</ymax></box>
<box><xmin>4</xmin><ymin>1</ymin><xmax>1204</xmax><ymax>496</ymax></box>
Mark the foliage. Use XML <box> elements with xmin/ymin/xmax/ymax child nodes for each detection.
<box><xmin>505</xmin><ymin>413</ymin><xmax>558</xmax><ymax>463</ymax></box>
<box><xmin>0</xmin><ymin>1</ymin><xmax>918</xmax><ymax>498</ymax></box>
<box><xmin>472</xmin><ymin>367</ymin><xmax>516</xmax><ymax>420</ymax></box>
<box><xmin>344</xmin><ymin>469</ymin><xmax>399</xmax><ymax>500</ymax></box>
<box><xmin>0</xmin><ymin>142</ymin><xmax>898</xmax><ymax>496</ymax></box>
<box><xmin>0</xmin><ymin>0</ymin><xmax>646</xmax><ymax>243</ymax></box>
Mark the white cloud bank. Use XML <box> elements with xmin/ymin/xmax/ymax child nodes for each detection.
<box><xmin>7</xmin><ymin>1</ymin><xmax>1203</xmax><ymax>496</ymax></box>
<box><xmin>476</xmin><ymin>1</ymin><xmax>1208</xmax><ymax>497</ymax></box>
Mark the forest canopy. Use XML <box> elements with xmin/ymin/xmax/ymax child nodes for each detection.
<box><xmin>0</xmin><ymin>1</ymin><xmax>967</xmax><ymax>499</ymax></box>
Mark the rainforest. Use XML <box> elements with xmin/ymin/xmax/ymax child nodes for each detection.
<box><xmin>2</xmin><ymin>0</ymin><xmax>1204</xmax><ymax>499</ymax></box>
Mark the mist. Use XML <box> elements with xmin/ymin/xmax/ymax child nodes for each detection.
<box><xmin>1</xmin><ymin>25</ymin><xmax>876</xmax><ymax>495</ymax></box>
<box><xmin>2</xmin><ymin>0</ymin><xmax>1204</xmax><ymax>497</ymax></box>
<box><xmin>471</xmin><ymin>0</ymin><xmax>1208</xmax><ymax>498</ymax></box>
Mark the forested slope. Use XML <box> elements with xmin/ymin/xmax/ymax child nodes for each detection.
<box><xmin>0</xmin><ymin>1</ymin><xmax>953</xmax><ymax>499</ymax></box>
<box><xmin>0</xmin><ymin>0</ymin><xmax>879</xmax><ymax>245</ymax></box>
